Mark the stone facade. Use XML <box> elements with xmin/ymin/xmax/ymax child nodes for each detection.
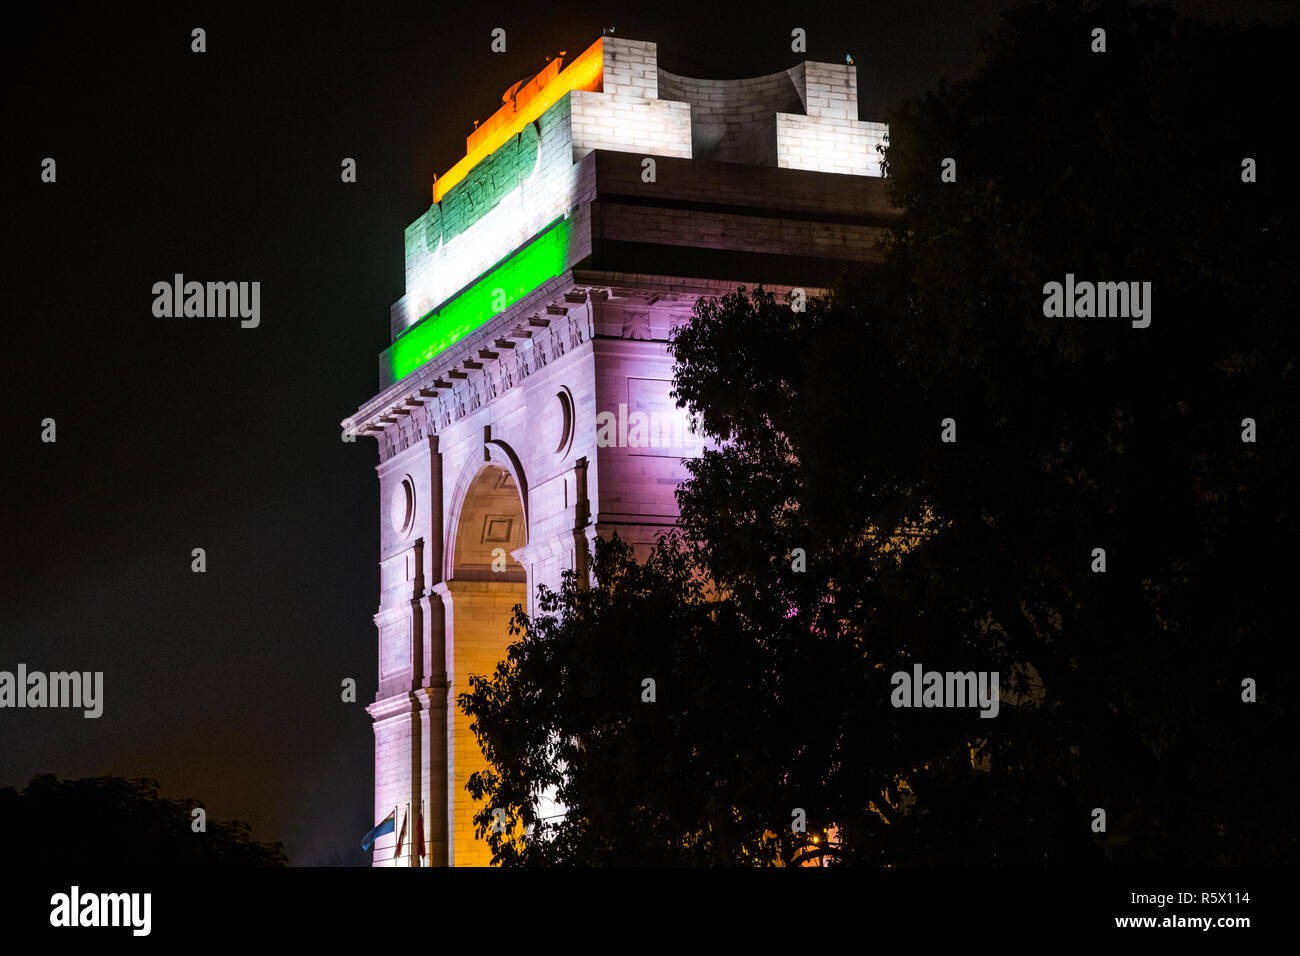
<box><xmin>343</xmin><ymin>34</ymin><xmax>892</xmax><ymax>866</ymax></box>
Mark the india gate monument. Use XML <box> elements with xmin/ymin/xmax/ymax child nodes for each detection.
<box><xmin>342</xmin><ymin>34</ymin><xmax>891</xmax><ymax>866</ymax></box>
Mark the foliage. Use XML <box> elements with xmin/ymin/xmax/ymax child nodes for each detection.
<box><xmin>0</xmin><ymin>774</ymin><xmax>287</xmax><ymax>866</ymax></box>
<box><xmin>461</xmin><ymin>0</ymin><xmax>1298</xmax><ymax>865</ymax></box>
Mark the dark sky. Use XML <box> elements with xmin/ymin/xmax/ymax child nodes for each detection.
<box><xmin>2</xmin><ymin>0</ymin><xmax>1291</xmax><ymax>866</ymax></box>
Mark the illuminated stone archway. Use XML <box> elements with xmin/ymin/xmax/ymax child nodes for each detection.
<box><xmin>345</xmin><ymin>32</ymin><xmax>889</xmax><ymax>866</ymax></box>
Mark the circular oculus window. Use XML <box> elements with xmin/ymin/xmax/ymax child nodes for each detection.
<box><xmin>391</xmin><ymin>477</ymin><xmax>415</xmax><ymax>536</ymax></box>
<box><xmin>555</xmin><ymin>387</ymin><xmax>575</xmax><ymax>457</ymax></box>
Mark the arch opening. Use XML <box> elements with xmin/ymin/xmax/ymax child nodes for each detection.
<box><xmin>446</xmin><ymin>463</ymin><xmax>528</xmax><ymax>866</ymax></box>
<box><xmin>451</xmin><ymin>465</ymin><xmax>526</xmax><ymax>581</ymax></box>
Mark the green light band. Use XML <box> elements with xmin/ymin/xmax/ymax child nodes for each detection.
<box><xmin>390</xmin><ymin>216</ymin><xmax>573</xmax><ymax>384</ymax></box>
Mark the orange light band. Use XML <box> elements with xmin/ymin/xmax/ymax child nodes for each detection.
<box><xmin>432</xmin><ymin>37</ymin><xmax>605</xmax><ymax>204</ymax></box>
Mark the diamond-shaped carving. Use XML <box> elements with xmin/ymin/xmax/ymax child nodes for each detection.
<box><xmin>483</xmin><ymin>515</ymin><xmax>513</xmax><ymax>543</ymax></box>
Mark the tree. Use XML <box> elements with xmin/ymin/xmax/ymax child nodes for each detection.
<box><xmin>462</xmin><ymin>0</ymin><xmax>1298</xmax><ymax>865</ymax></box>
<box><xmin>0</xmin><ymin>775</ymin><xmax>287</xmax><ymax>866</ymax></box>
<box><xmin>673</xmin><ymin>0</ymin><xmax>1297</xmax><ymax>864</ymax></box>
<box><xmin>460</xmin><ymin>533</ymin><xmax>809</xmax><ymax>865</ymax></box>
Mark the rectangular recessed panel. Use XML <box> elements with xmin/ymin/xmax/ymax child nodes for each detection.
<box><xmin>627</xmin><ymin>377</ymin><xmax>702</xmax><ymax>458</ymax></box>
<box><xmin>379</xmin><ymin>622</ymin><xmax>410</xmax><ymax>679</ymax></box>
<box><xmin>483</xmin><ymin>516</ymin><xmax>514</xmax><ymax>544</ymax></box>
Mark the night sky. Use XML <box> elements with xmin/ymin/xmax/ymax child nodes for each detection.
<box><xmin>2</xmin><ymin>0</ymin><xmax>1290</xmax><ymax>866</ymax></box>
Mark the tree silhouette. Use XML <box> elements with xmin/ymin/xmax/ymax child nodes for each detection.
<box><xmin>0</xmin><ymin>775</ymin><xmax>287</xmax><ymax>867</ymax></box>
<box><xmin>460</xmin><ymin>0</ymin><xmax>1298</xmax><ymax>865</ymax></box>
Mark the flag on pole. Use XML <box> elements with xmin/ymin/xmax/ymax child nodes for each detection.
<box><xmin>394</xmin><ymin>810</ymin><xmax>407</xmax><ymax>859</ymax></box>
<box><xmin>417</xmin><ymin>804</ymin><xmax>425</xmax><ymax>859</ymax></box>
<box><xmin>361</xmin><ymin>809</ymin><xmax>396</xmax><ymax>851</ymax></box>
